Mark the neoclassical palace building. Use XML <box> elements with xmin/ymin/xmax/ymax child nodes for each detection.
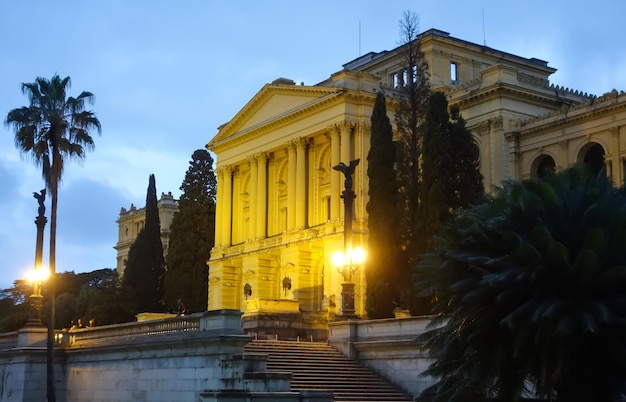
<box><xmin>114</xmin><ymin>192</ymin><xmax>177</xmax><ymax>278</ymax></box>
<box><xmin>206</xmin><ymin>28</ymin><xmax>626</xmax><ymax>337</ymax></box>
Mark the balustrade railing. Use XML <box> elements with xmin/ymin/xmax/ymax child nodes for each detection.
<box><xmin>68</xmin><ymin>314</ymin><xmax>202</xmax><ymax>346</ymax></box>
<box><xmin>0</xmin><ymin>310</ymin><xmax>244</xmax><ymax>349</ymax></box>
<box><xmin>66</xmin><ymin>310</ymin><xmax>244</xmax><ymax>347</ymax></box>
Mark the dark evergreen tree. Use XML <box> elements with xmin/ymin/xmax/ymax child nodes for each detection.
<box><xmin>448</xmin><ymin>104</ymin><xmax>483</xmax><ymax>209</ymax></box>
<box><xmin>164</xmin><ymin>149</ymin><xmax>216</xmax><ymax>313</ymax></box>
<box><xmin>419</xmin><ymin>93</ymin><xmax>484</xmax><ymax>245</ymax></box>
<box><xmin>393</xmin><ymin>10</ymin><xmax>432</xmax><ymax>307</ymax></box>
<box><xmin>366</xmin><ymin>92</ymin><xmax>403</xmax><ymax>318</ymax></box>
<box><xmin>123</xmin><ymin>174</ymin><xmax>165</xmax><ymax>313</ymax></box>
<box><xmin>413</xmin><ymin>92</ymin><xmax>484</xmax><ymax>314</ymax></box>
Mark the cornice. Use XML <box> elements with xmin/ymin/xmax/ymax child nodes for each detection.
<box><xmin>516</xmin><ymin>90</ymin><xmax>626</xmax><ymax>136</ymax></box>
<box><xmin>451</xmin><ymin>82</ymin><xmax>567</xmax><ymax>109</ymax></box>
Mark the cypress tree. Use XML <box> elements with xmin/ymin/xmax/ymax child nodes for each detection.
<box><xmin>366</xmin><ymin>92</ymin><xmax>403</xmax><ymax>318</ymax></box>
<box><xmin>449</xmin><ymin>104</ymin><xmax>483</xmax><ymax>209</ymax></box>
<box><xmin>416</xmin><ymin>92</ymin><xmax>453</xmax><ymax>255</ymax></box>
<box><xmin>414</xmin><ymin>92</ymin><xmax>484</xmax><ymax>313</ymax></box>
<box><xmin>418</xmin><ymin>92</ymin><xmax>484</xmax><ymax>246</ymax></box>
<box><xmin>164</xmin><ymin>149</ymin><xmax>216</xmax><ymax>313</ymax></box>
<box><xmin>123</xmin><ymin>174</ymin><xmax>166</xmax><ymax>313</ymax></box>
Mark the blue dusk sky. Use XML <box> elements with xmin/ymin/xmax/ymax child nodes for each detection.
<box><xmin>0</xmin><ymin>1</ymin><xmax>625</xmax><ymax>290</ymax></box>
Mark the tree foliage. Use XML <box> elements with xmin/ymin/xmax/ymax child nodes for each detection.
<box><xmin>123</xmin><ymin>174</ymin><xmax>166</xmax><ymax>313</ymax></box>
<box><xmin>0</xmin><ymin>269</ymin><xmax>134</xmax><ymax>332</ymax></box>
<box><xmin>0</xmin><ymin>280</ymin><xmax>31</xmax><ymax>332</ymax></box>
<box><xmin>416</xmin><ymin>92</ymin><xmax>484</xmax><ymax>261</ymax></box>
<box><xmin>164</xmin><ymin>149</ymin><xmax>216</xmax><ymax>313</ymax></box>
<box><xmin>392</xmin><ymin>11</ymin><xmax>432</xmax><ymax>307</ymax></box>
<box><xmin>418</xmin><ymin>166</ymin><xmax>626</xmax><ymax>401</ymax></box>
<box><xmin>74</xmin><ymin>270</ymin><xmax>135</xmax><ymax>326</ymax></box>
<box><xmin>366</xmin><ymin>92</ymin><xmax>403</xmax><ymax>318</ymax></box>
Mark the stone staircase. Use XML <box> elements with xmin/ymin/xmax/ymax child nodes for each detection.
<box><xmin>245</xmin><ymin>340</ymin><xmax>414</xmax><ymax>402</ymax></box>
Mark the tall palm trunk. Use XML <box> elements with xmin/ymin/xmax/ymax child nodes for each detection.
<box><xmin>46</xmin><ymin>183</ymin><xmax>57</xmax><ymax>402</ymax></box>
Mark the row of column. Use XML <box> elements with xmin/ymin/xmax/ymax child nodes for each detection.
<box><xmin>214</xmin><ymin>122</ymin><xmax>356</xmax><ymax>248</ymax></box>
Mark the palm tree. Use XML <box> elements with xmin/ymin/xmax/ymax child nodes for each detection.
<box><xmin>418</xmin><ymin>166</ymin><xmax>626</xmax><ymax>401</ymax></box>
<box><xmin>5</xmin><ymin>74</ymin><xmax>101</xmax><ymax>402</ymax></box>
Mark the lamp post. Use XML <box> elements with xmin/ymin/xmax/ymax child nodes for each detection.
<box><xmin>332</xmin><ymin>159</ymin><xmax>361</xmax><ymax>318</ymax></box>
<box><xmin>27</xmin><ymin>190</ymin><xmax>48</xmax><ymax>325</ymax></box>
<box><xmin>33</xmin><ymin>189</ymin><xmax>56</xmax><ymax>402</ymax></box>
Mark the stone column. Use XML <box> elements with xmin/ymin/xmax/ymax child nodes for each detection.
<box><xmin>330</xmin><ymin>128</ymin><xmax>341</xmax><ymax>221</ymax></box>
<box><xmin>256</xmin><ymin>153</ymin><xmax>268</xmax><ymax>239</ymax></box>
<box><xmin>287</xmin><ymin>141</ymin><xmax>297</xmax><ymax>231</ymax></box>
<box><xmin>214</xmin><ymin>167</ymin><xmax>224</xmax><ymax>247</ymax></box>
<box><xmin>222</xmin><ymin>166</ymin><xmax>233</xmax><ymax>247</ymax></box>
<box><xmin>248</xmin><ymin>155</ymin><xmax>258</xmax><ymax>238</ymax></box>
<box><xmin>295</xmin><ymin>138</ymin><xmax>307</xmax><ymax>229</ymax></box>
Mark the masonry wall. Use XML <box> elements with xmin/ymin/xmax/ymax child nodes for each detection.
<box><xmin>65</xmin><ymin>333</ymin><xmax>250</xmax><ymax>401</ymax></box>
<box><xmin>0</xmin><ymin>310</ymin><xmax>314</xmax><ymax>402</ymax></box>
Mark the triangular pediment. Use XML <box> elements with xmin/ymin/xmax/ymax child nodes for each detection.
<box><xmin>208</xmin><ymin>83</ymin><xmax>341</xmax><ymax>148</ymax></box>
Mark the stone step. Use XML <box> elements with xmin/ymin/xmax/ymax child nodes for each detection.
<box><xmin>245</xmin><ymin>340</ymin><xmax>414</xmax><ymax>402</ymax></box>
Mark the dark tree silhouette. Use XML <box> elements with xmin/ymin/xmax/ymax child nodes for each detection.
<box><xmin>366</xmin><ymin>92</ymin><xmax>403</xmax><ymax>318</ymax></box>
<box><xmin>123</xmin><ymin>174</ymin><xmax>166</xmax><ymax>313</ymax></box>
<box><xmin>419</xmin><ymin>166</ymin><xmax>626</xmax><ymax>401</ymax></box>
<box><xmin>393</xmin><ymin>11</ymin><xmax>432</xmax><ymax>308</ymax></box>
<box><xmin>164</xmin><ymin>149</ymin><xmax>216</xmax><ymax>313</ymax></box>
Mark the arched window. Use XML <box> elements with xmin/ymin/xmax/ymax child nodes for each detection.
<box><xmin>536</xmin><ymin>155</ymin><xmax>556</xmax><ymax>178</ymax></box>
<box><xmin>581</xmin><ymin>143</ymin><xmax>606</xmax><ymax>176</ymax></box>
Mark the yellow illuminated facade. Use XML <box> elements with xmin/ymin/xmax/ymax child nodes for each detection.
<box><xmin>206</xmin><ymin>29</ymin><xmax>626</xmax><ymax>335</ymax></box>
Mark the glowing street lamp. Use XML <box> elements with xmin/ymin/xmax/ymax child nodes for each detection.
<box><xmin>332</xmin><ymin>247</ymin><xmax>366</xmax><ymax>277</ymax></box>
<box><xmin>332</xmin><ymin>159</ymin><xmax>362</xmax><ymax>318</ymax></box>
<box><xmin>25</xmin><ymin>265</ymin><xmax>49</xmax><ymax>325</ymax></box>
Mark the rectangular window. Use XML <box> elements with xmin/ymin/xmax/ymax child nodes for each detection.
<box><xmin>392</xmin><ymin>73</ymin><xmax>399</xmax><ymax>88</ymax></box>
<box><xmin>281</xmin><ymin>207</ymin><xmax>288</xmax><ymax>232</ymax></box>
<box><xmin>450</xmin><ymin>62</ymin><xmax>458</xmax><ymax>84</ymax></box>
<box><xmin>325</xmin><ymin>196</ymin><xmax>331</xmax><ymax>222</ymax></box>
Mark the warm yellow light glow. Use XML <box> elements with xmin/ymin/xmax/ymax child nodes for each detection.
<box><xmin>332</xmin><ymin>247</ymin><xmax>366</xmax><ymax>268</ymax></box>
<box><xmin>26</xmin><ymin>266</ymin><xmax>49</xmax><ymax>283</ymax></box>
<box><xmin>331</xmin><ymin>251</ymin><xmax>345</xmax><ymax>267</ymax></box>
<box><xmin>352</xmin><ymin>247</ymin><xmax>366</xmax><ymax>264</ymax></box>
